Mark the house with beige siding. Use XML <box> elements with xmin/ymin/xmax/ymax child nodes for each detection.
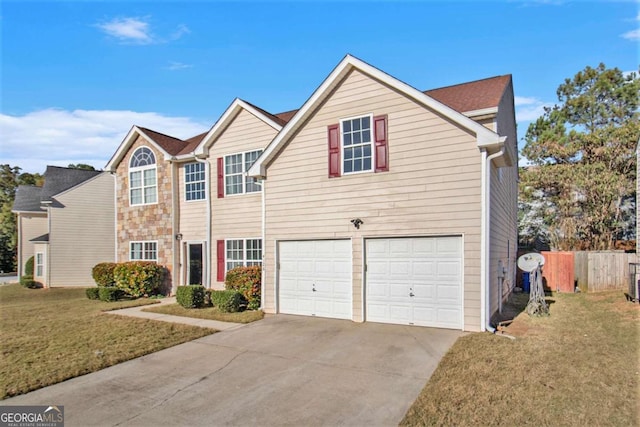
<box><xmin>12</xmin><ymin>166</ymin><xmax>115</xmax><ymax>287</ymax></box>
<box><xmin>248</xmin><ymin>55</ymin><xmax>517</xmax><ymax>332</ymax></box>
<box><xmin>106</xmin><ymin>99</ymin><xmax>288</xmax><ymax>293</ymax></box>
<box><xmin>107</xmin><ymin>54</ymin><xmax>517</xmax><ymax>332</ymax></box>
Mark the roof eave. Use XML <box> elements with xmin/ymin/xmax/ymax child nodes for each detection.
<box><xmin>105</xmin><ymin>126</ymin><xmax>173</xmax><ymax>172</ymax></box>
<box><xmin>249</xmin><ymin>54</ymin><xmax>503</xmax><ymax>178</ymax></box>
<box><xmin>194</xmin><ymin>99</ymin><xmax>283</xmax><ymax>157</ymax></box>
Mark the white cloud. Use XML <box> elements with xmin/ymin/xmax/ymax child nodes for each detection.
<box><xmin>96</xmin><ymin>17</ymin><xmax>154</xmax><ymax>44</ymax></box>
<box><xmin>170</xmin><ymin>24</ymin><xmax>191</xmax><ymax>41</ymax></box>
<box><xmin>0</xmin><ymin>109</ymin><xmax>209</xmax><ymax>174</ymax></box>
<box><xmin>621</xmin><ymin>28</ymin><xmax>640</xmax><ymax>40</ymax></box>
<box><xmin>95</xmin><ymin>17</ymin><xmax>190</xmax><ymax>45</ymax></box>
<box><xmin>166</xmin><ymin>61</ymin><xmax>193</xmax><ymax>71</ymax></box>
<box><xmin>515</xmin><ymin>96</ymin><xmax>553</xmax><ymax>123</ymax></box>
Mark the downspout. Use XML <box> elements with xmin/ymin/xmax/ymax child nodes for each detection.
<box><xmin>111</xmin><ymin>173</ymin><xmax>118</xmax><ymax>263</ymax></box>
<box><xmin>481</xmin><ymin>145</ymin><xmax>505</xmax><ymax>334</ymax></box>
<box><xmin>46</xmin><ymin>205</ymin><xmax>51</xmax><ymax>288</ymax></box>
<box><xmin>194</xmin><ymin>156</ymin><xmax>211</xmax><ymax>288</ymax></box>
<box><xmin>260</xmin><ymin>178</ymin><xmax>266</xmax><ymax>310</ymax></box>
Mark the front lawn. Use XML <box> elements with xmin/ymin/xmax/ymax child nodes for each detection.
<box><xmin>0</xmin><ymin>284</ymin><xmax>214</xmax><ymax>399</ymax></box>
<box><xmin>143</xmin><ymin>303</ymin><xmax>264</xmax><ymax>324</ymax></box>
<box><xmin>401</xmin><ymin>291</ymin><xmax>639</xmax><ymax>426</ymax></box>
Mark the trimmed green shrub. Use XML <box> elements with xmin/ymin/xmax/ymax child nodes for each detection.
<box><xmin>25</xmin><ymin>256</ymin><xmax>34</xmax><ymax>276</ymax></box>
<box><xmin>225</xmin><ymin>266</ymin><xmax>261</xmax><ymax>310</ymax></box>
<box><xmin>86</xmin><ymin>287</ymin><xmax>100</xmax><ymax>300</ymax></box>
<box><xmin>210</xmin><ymin>290</ymin><xmax>243</xmax><ymax>313</ymax></box>
<box><xmin>99</xmin><ymin>286</ymin><xmax>122</xmax><ymax>302</ymax></box>
<box><xmin>113</xmin><ymin>262</ymin><xmax>163</xmax><ymax>297</ymax></box>
<box><xmin>92</xmin><ymin>262</ymin><xmax>117</xmax><ymax>287</ymax></box>
<box><xmin>176</xmin><ymin>285</ymin><xmax>205</xmax><ymax>308</ymax></box>
<box><xmin>19</xmin><ymin>275</ymin><xmax>39</xmax><ymax>288</ymax></box>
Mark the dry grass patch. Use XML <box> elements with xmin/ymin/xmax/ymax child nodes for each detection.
<box><xmin>0</xmin><ymin>284</ymin><xmax>214</xmax><ymax>399</ymax></box>
<box><xmin>402</xmin><ymin>291</ymin><xmax>639</xmax><ymax>427</ymax></box>
<box><xmin>143</xmin><ymin>303</ymin><xmax>264</xmax><ymax>323</ymax></box>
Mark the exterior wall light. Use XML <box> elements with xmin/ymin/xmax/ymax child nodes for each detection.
<box><xmin>351</xmin><ymin>218</ymin><xmax>363</xmax><ymax>229</ymax></box>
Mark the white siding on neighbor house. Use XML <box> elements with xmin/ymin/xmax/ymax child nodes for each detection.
<box><xmin>208</xmin><ymin>108</ymin><xmax>279</xmax><ymax>289</ymax></box>
<box><xmin>488</xmin><ymin>79</ymin><xmax>518</xmax><ymax>320</ymax></box>
<box><xmin>17</xmin><ymin>214</ymin><xmax>47</xmax><ymax>277</ymax></box>
<box><xmin>262</xmin><ymin>69</ymin><xmax>485</xmax><ymax>331</ymax></box>
<box><xmin>49</xmin><ymin>172</ymin><xmax>115</xmax><ymax>287</ymax></box>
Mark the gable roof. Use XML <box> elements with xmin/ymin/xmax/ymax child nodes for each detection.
<box><xmin>192</xmin><ymin>98</ymin><xmax>285</xmax><ymax>157</ymax></box>
<box><xmin>248</xmin><ymin>54</ymin><xmax>507</xmax><ymax>178</ymax></box>
<box><xmin>40</xmin><ymin>166</ymin><xmax>102</xmax><ymax>202</ymax></box>
<box><xmin>12</xmin><ymin>185</ymin><xmax>45</xmax><ymax>213</ymax></box>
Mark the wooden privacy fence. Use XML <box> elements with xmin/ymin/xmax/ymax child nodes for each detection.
<box><xmin>574</xmin><ymin>251</ymin><xmax>637</xmax><ymax>293</ymax></box>
<box><xmin>541</xmin><ymin>251</ymin><xmax>575</xmax><ymax>292</ymax></box>
<box><xmin>523</xmin><ymin>251</ymin><xmax>636</xmax><ymax>293</ymax></box>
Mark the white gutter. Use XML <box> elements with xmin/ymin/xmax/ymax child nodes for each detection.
<box><xmin>194</xmin><ymin>156</ymin><xmax>211</xmax><ymax>288</ymax></box>
<box><xmin>480</xmin><ymin>143</ymin><xmax>505</xmax><ymax>333</ymax></box>
<box><xmin>260</xmin><ymin>179</ymin><xmax>266</xmax><ymax>309</ymax></box>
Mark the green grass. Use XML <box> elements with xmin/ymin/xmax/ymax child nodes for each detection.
<box><xmin>143</xmin><ymin>303</ymin><xmax>265</xmax><ymax>323</ymax></box>
<box><xmin>401</xmin><ymin>291</ymin><xmax>639</xmax><ymax>426</ymax></box>
<box><xmin>0</xmin><ymin>284</ymin><xmax>214</xmax><ymax>399</ymax></box>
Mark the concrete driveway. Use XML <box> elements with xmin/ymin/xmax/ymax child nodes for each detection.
<box><xmin>3</xmin><ymin>315</ymin><xmax>461</xmax><ymax>426</ymax></box>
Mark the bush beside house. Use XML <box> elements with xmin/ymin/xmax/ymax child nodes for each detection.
<box><xmin>92</xmin><ymin>262</ymin><xmax>117</xmax><ymax>287</ymax></box>
<box><xmin>225</xmin><ymin>266</ymin><xmax>261</xmax><ymax>310</ymax></box>
<box><xmin>88</xmin><ymin>261</ymin><xmax>164</xmax><ymax>301</ymax></box>
<box><xmin>176</xmin><ymin>285</ymin><xmax>205</xmax><ymax>308</ymax></box>
<box><xmin>210</xmin><ymin>290</ymin><xmax>243</xmax><ymax>313</ymax></box>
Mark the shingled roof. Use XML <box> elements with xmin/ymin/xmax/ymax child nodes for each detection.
<box><xmin>13</xmin><ymin>185</ymin><xmax>45</xmax><ymax>212</ymax></box>
<box><xmin>40</xmin><ymin>166</ymin><xmax>102</xmax><ymax>202</ymax></box>
<box><xmin>424</xmin><ymin>75</ymin><xmax>511</xmax><ymax>113</ymax></box>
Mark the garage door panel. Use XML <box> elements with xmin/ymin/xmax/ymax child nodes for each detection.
<box><xmin>279</xmin><ymin>240</ymin><xmax>352</xmax><ymax>320</ymax></box>
<box><xmin>366</xmin><ymin>237</ymin><xmax>462</xmax><ymax>329</ymax></box>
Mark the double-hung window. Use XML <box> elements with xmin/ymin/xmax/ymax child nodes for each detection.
<box><xmin>129</xmin><ymin>147</ymin><xmax>157</xmax><ymax>205</ymax></box>
<box><xmin>341</xmin><ymin>115</ymin><xmax>373</xmax><ymax>174</ymax></box>
<box><xmin>130</xmin><ymin>241</ymin><xmax>158</xmax><ymax>261</ymax></box>
<box><xmin>35</xmin><ymin>253</ymin><xmax>44</xmax><ymax>277</ymax></box>
<box><xmin>225</xmin><ymin>239</ymin><xmax>262</xmax><ymax>271</ymax></box>
<box><xmin>184</xmin><ymin>162</ymin><xmax>206</xmax><ymax>201</ymax></box>
<box><xmin>224</xmin><ymin>150</ymin><xmax>262</xmax><ymax>195</ymax></box>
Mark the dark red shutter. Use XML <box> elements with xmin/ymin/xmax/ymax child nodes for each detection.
<box><xmin>328</xmin><ymin>124</ymin><xmax>341</xmax><ymax>178</ymax></box>
<box><xmin>217</xmin><ymin>157</ymin><xmax>224</xmax><ymax>198</ymax></box>
<box><xmin>374</xmin><ymin>115</ymin><xmax>388</xmax><ymax>172</ymax></box>
<box><xmin>216</xmin><ymin>240</ymin><xmax>225</xmax><ymax>282</ymax></box>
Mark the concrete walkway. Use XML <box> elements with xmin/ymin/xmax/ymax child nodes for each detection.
<box><xmin>105</xmin><ymin>297</ymin><xmax>245</xmax><ymax>331</ymax></box>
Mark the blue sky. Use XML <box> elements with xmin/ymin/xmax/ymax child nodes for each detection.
<box><xmin>1</xmin><ymin>1</ymin><xmax>638</xmax><ymax>173</ymax></box>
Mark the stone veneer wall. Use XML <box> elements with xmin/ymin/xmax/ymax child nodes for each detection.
<box><xmin>116</xmin><ymin>136</ymin><xmax>174</xmax><ymax>292</ymax></box>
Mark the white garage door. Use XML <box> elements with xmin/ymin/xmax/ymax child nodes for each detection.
<box><xmin>278</xmin><ymin>240</ymin><xmax>352</xmax><ymax>320</ymax></box>
<box><xmin>366</xmin><ymin>236</ymin><xmax>462</xmax><ymax>329</ymax></box>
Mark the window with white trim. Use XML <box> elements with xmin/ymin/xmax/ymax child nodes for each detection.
<box><xmin>184</xmin><ymin>162</ymin><xmax>206</xmax><ymax>201</ymax></box>
<box><xmin>130</xmin><ymin>241</ymin><xmax>158</xmax><ymax>261</ymax></box>
<box><xmin>341</xmin><ymin>115</ymin><xmax>373</xmax><ymax>174</ymax></box>
<box><xmin>226</xmin><ymin>239</ymin><xmax>262</xmax><ymax>271</ymax></box>
<box><xmin>225</xmin><ymin>150</ymin><xmax>262</xmax><ymax>195</ymax></box>
<box><xmin>35</xmin><ymin>252</ymin><xmax>44</xmax><ymax>277</ymax></box>
<box><xmin>129</xmin><ymin>147</ymin><xmax>157</xmax><ymax>205</ymax></box>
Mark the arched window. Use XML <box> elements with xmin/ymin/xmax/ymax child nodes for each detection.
<box><xmin>129</xmin><ymin>147</ymin><xmax>157</xmax><ymax>205</ymax></box>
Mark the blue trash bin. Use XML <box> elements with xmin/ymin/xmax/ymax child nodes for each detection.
<box><xmin>522</xmin><ymin>272</ymin><xmax>530</xmax><ymax>293</ymax></box>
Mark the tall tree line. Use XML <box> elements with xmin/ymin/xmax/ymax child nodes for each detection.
<box><xmin>520</xmin><ymin>64</ymin><xmax>639</xmax><ymax>250</ymax></box>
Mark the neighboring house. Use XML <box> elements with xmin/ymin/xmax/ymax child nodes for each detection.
<box><xmin>107</xmin><ymin>55</ymin><xmax>517</xmax><ymax>332</ymax></box>
<box><xmin>12</xmin><ymin>166</ymin><xmax>115</xmax><ymax>287</ymax></box>
<box><xmin>105</xmin><ymin>99</ymin><xmax>289</xmax><ymax>292</ymax></box>
<box><xmin>248</xmin><ymin>55</ymin><xmax>518</xmax><ymax>332</ymax></box>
